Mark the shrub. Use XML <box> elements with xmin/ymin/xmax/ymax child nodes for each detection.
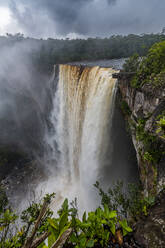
<box><xmin>129</xmin><ymin>41</ymin><xmax>165</xmax><ymax>88</ymax></box>
<box><xmin>123</xmin><ymin>53</ymin><xmax>140</xmax><ymax>73</ymax></box>
<box><xmin>156</xmin><ymin>116</ymin><xmax>165</xmax><ymax>139</ymax></box>
<box><xmin>94</xmin><ymin>181</ymin><xmax>155</xmax><ymax>221</ymax></box>
<box><xmin>0</xmin><ymin>181</ymin><xmax>157</xmax><ymax>247</ymax></box>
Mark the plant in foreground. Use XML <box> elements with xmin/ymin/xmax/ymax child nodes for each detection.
<box><xmin>2</xmin><ymin>182</ymin><xmax>155</xmax><ymax>247</ymax></box>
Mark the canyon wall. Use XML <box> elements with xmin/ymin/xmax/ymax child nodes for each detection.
<box><xmin>118</xmin><ymin>75</ymin><xmax>165</xmax><ymax>195</ymax></box>
<box><xmin>118</xmin><ymin>74</ymin><xmax>165</xmax><ymax>247</ymax></box>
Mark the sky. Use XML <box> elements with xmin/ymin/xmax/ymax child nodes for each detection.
<box><xmin>0</xmin><ymin>0</ymin><xmax>164</xmax><ymax>38</ymax></box>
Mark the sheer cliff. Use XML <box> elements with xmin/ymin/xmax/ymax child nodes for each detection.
<box><xmin>118</xmin><ymin>74</ymin><xmax>165</xmax><ymax>247</ymax></box>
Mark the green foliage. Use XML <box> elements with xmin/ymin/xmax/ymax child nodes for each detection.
<box><xmin>135</xmin><ymin>119</ymin><xmax>162</xmax><ymax>164</ymax></box>
<box><xmin>156</xmin><ymin>116</ymin><xmax>165</xmax><ymax>139</ymax></box>
<box><xmin>129</xmin><ymin>41</ymin><xmax>165</xmax><ymax>88</ymax></box>
<box><xmin>123</xmin><ymin>53</ymin><xmax>140</xmax><ymax>72</ymax></box>
<box><xmin>47</xmin><ymin>198</ymin><xmax>132</xmax><ymax>248</ymax></box>
<box><xmin>143</xmin><ymin>152</ymin><xmax>155</xmax><ymax>162</ymax></box>
<box><xmin>0</xmin><ymin>183</ymin><xmax>157</xmax><ymax>247</ymax></box>
<box><xmin>0</xmin><ymin>209</ymin><xmax>18</xmax><ymax>247</ymax></box>
<box><xmin>120</xmin><ymin>100</ymin><xmax>132</xmax><ymax>116</ymax></box>
<box><xmin>0</xmin><ymin>193</ymin><xmax>55</xmax><ymax>248</ymax></box>
<box><xmin>94</xmin><ymin>181</ymin><xmax>155</xmax><ymax>221</ymax></box>
<box><xmin>0</xmin><ymin>187</ymin><xmax>134</xmax><ymax>248</ymax></box>
<box><xmin>94</xmin><ymin>181</ymin><xmax>129</xmax><ymax>218</ymax></box>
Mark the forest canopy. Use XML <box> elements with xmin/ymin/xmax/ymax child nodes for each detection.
<box><xmin>1</xmin><ymin>33</ymin><xmax>165</xmax><ymax>73</ymax></box>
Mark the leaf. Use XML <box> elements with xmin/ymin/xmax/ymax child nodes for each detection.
<box><xmin>86</xmin><ymin>239</ymin><xmax>95</xmax><ymax>247</ymax></box>
<box><xmin>48</xmin><ymin>218</ymin><xmax>58</xmax><ymax>230</ymax></box>
<box><xmin>102</xmin><ymin>230</ymin><xmax>110</xmax><ymax>245</ymax></box>
<box><xmin>110</xmin><ymin>223</ymin><xmax>116</xmax><ymax>236</ymax></box>
<box><xmin>119</xmin><ymin>219</ymin><xmax>133</xmax><ymax>236</ymax></box>
<box><xmin>101</xmin><ymin>219</ymin><xmax>107</xmax><ymax>225</ymax></box>
<box><xmin>88</xmin><ymin>212</ymin><xmax>95</xmax><ymax>220</ymax></box>
<box><xmin>62</xmin><ymin>199</ymin><xmax>68</xmax><ymax>211</ymax></box>
<box><xmin>48</xmin><ymin>226</ymin><xmax>59</xmax><ymax>240</ymax></box>
<box><xmin>109</xmin><ymin>211</ymin><xmax>117</xmax><ymax>219</ymax></box>
<box><xmin>76</xmin><ymin>218</ymin><xmax>82</xmax><ymax>225</ymax></box>
<box><xmin>106</xmin><ymin>231</ymin><xmax>110</xmax><ymax>242</ymax></box>
<box><xmin>70</xmin><ymin>232</ymin><xmax>78</xmax><ymax>243</ymax></box>
<box><xmin>37</xmin><ymin>243</ymin><xmax>47</xmax><ymax>248</ymax></box>
<box><xmin>82</xmin><ymin>211</ymin><xmax>86</xmax><ymax>222</ymax></box>
<box><xmin>124</xmin><ymin>226</ymin><xmax>133</xmax><ymax>232</ymax></box>
<box><xmin>80</xmin><ymin>237</ymin><xmax>87</xmax><ymax>247</ymax></box>
<box><xmin>59</xmin><ymin>212</ymin><xmax>68</xmax><ymax>232</ymax></box>
<box><xmin>123</xmin><ymin>229</ymin><xmax>127</xmax><ymax>237</ymax></box>
<box><xmin>80</xmin><ymin>223</ymin><xmax>91</xmax><ymax>229</ymax></box>
<box><xmin>59</xmin><ymin>223</ymin><xmax>71</xmax><ymax>237</ymax></box>
<box><xmin>104</xmin><ymin>204</ymin><xmax>109</xmax><ymax>217</ymax></box>
<box><xmin>38</xmin><ymin>245</ymin><xmax>48</xmax><ymax>248</ymax></box>
<box><xmin>96</xmin><ymin>208</ymin><xmax>102</xmax><ymax>218</ymax></box>
<box><xmin>48</xmin><ymin>234</ymin><xmax>56</xmax><ymax>247</ymax></box>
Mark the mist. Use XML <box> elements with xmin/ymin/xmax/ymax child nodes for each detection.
<box><xmin>0</xmin><ymin>38</ymin><xmax>50</xmax><ymax>160</ymax></box>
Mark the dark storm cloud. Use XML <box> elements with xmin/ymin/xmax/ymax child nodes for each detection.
<box><xmin>2</xmin><ymin>0</ymin><xmax>165</xmax><ymax>37</ymax></box>
<box><xmin>9</xmin><ymin>0</ymin><xmax>94</xmax><ymax>36</ymax></box>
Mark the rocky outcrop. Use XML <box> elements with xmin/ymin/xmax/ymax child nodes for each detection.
<box><xmin>118</xmin><ymin>76</ymin><xmax>165</xmax><ymax>196</ymax></box>
<box><xmin>117</xmin><ymin>74</ymin><xmax>165</xmax><ymax>248</ymax></box>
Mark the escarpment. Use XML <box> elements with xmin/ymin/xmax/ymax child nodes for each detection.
<box><xmin>117</xmin><ymin>73</ymin><xmax>165</xmax><ymax>248</ymax></box>
<box><xmin>117</xmin><ymin>74</ymin><xmax>165</xmax><ymax>195</ymax></box>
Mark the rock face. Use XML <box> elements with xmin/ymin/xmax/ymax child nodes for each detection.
<box><xmin>118</xmin><ymin>76</ymin><xmax>165</xmax><ymax>195</ymax></box>
<box><xmin>118</xmin><ymin>74</ymin><xmax>165</xmax><ymax>248</ymax></box>
<box><xmin>134</xmin><ymin>189</ymin><xmax>165</xmax><ymax>248</ymax></box>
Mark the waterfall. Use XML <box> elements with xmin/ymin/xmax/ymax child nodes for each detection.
<box><xmin>42</xmin><ymin>65</ymin><xmax>118</xmax><ymax>211</ymax></box>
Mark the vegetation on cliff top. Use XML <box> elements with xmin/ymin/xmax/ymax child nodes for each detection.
<box><xmin>122</xmin><ymin>40</ymin><xmax>165</xmax><ymax>196</ymax></box>
<box><xmin>123</xmin><ymin>40</ymin><xmax>165</xmax><ymax>88</ymax></box>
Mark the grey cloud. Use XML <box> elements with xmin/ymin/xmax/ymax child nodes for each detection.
<box><xmin>8</xmin><ymin>0</ymin><xmax>93</xmax><ymax>36</ymax></box>
<box><xmin>107</xmin><ymin>0</ymin><xmax>117</xmax><ymax>5</ymax></box>
<box><xmin>3</xmin><ymin>0</ymin><xmax>165</xmax><ymax>37</ymax></box>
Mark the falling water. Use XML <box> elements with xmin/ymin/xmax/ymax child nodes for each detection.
<box><xmin>41</xmin><ymin>65</ymin><xmax>118</xmax><ymax>211</ymax></box>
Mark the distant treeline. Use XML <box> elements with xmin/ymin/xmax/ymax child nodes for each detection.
<box><xmin>1</xmin><ymin>33</ymin><xmax>165</xmax><ymax>73</ymax></box>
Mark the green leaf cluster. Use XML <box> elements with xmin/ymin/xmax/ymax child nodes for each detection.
<box><xmin>125</xmin><ymin>41</ymin><xmax>165</xmax><ymax>88</ymax></box>
<box><xmin>45</xmin><ymin>197</ymin><xmax>132</xmax><ymax>248</ymax></box>
<box><xmin>136</xmin><ymin>119</ymin><xmax>162</xmax><ymax>164</ymax></box>
<box><xmin>0</xmin><ymin>188</ymin><xmax>134</xmax><ymax>248</ymax></box>
<box><xmin>0</xmin><ymin>193</ymin><xmax>55</xmax><ymax>248</ymax></box>
<box><xmin>94</xmin><ymin>181</ymin><xmax>155</xmax><ymax>222</ymax></box>
<box><xmin>156</xmin><ymin>116</ymin><xmax>165</xmax><ymax>139</ymax></box>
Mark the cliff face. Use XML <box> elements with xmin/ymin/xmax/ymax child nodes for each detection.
<box><xmin>118</xmin><ymin>76</ymin><xmax>165</xmax><ymax>195</ymax></box>
<box><xmin>118</xmin><ymin>76</ymin><xmax>165</xmax><ymax>247</ymax></box>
